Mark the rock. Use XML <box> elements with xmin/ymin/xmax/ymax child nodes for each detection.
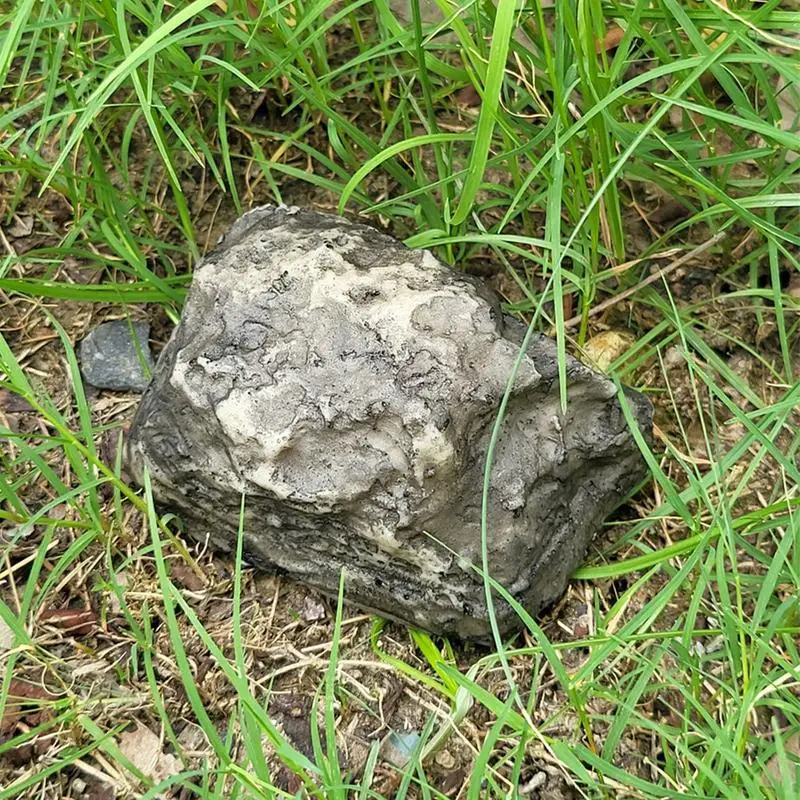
<box><xmin>125</xmin><ymin>205</ymin><xmax>652</xmax><ymax>639</ymax></box>
<box><xmin>0</xmin><ymin>615</ymin><xmax>12</xmax><ymax>652</ymax></box>
<box><xmin>300</xmin><ymin>595</ymin><xmax>326</xmax><ymax>622</ymax></box>
<box><xmin>382</xmin><ymin>731</ymin><xmax>421</xmax><ymax>768</ymax></box>
<box><xmin>79</xmin><ymin>320</ymin><xmax>154</xmax><ymax>392</ymax></box>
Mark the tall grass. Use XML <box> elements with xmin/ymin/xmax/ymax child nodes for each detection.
<box><xmin>1</xmin><ymin>0</ymin><xmax>799</xmax><ymax>797</ymax></box>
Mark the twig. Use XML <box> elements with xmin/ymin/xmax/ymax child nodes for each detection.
<box><xmin>564</xmin><ymin>231</ymin><xmax>727</xmax><ymax>328</ymax></box>
<box><xmin>0</xmin><ymin>225</ymin><xmax>17</xmax><ymax>256</ymax></box>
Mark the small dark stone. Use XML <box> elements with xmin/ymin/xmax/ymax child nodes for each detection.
<box><xmin>79</xmin><ymin>320</ymin><xmax>154</xmax><ymax>392</ymax></box>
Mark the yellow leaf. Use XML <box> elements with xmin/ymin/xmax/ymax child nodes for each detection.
<box><xmin>580</xmin><ymin>331</ymin><xmax>635</xmax><ymax>374</ymax></box>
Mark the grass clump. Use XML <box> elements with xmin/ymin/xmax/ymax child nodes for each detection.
<box><xmin>1</xmin><ymin>0</ymin><xmax>799</xmax><ymax>797</ymax></box>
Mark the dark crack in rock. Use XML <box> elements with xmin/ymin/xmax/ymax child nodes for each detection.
<box><xmin>126</xmin><ymin>205</ymin><xmax>652</xmax><ymax>639</ymax></box>
<box><xmin>80</xmin><ymin>320</ymin><xmax>154</xmax><ymax>393</ymax></box>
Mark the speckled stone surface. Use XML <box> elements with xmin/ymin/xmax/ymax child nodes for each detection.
<box><xmin>80</xmin><ymin>320</ymin><xmax>153</xmax><ymax>393</ymax></box>
<box><xmin>126</xmin><ymin>205</ymin><xmax>652</xmax><ymax>638</ymax></box>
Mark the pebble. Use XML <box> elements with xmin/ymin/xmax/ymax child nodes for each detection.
<box><xmin>301</xmin><ymin>595</ymin><xmax>326</xmax><ymax>622</ymax></box>
<box><xmin>663</xmin><ymin>346</ymin><xmax>685</xmax><ymax>369</ymax></box>
<box><xmin>434</xmin><ymin>748</ymin><xmax>455</xmax><ymax>768</ymax></box>
<box><xmin>520</xmin><ymin>771</ymin><xmax>547</xmax><ymax>794</ymax></box>
<box><xmin>79</xmin><ymin>320</ymin><xmax>154</xmax><ymax>392</ymax></box>
<box><xmin>382</xmin><ymin>731</ymin><xmax>421</xmax><ymax>767</ymax></box>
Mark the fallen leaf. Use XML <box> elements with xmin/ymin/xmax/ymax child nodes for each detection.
<box><xmin>301</xmin><ymin>595</ymin><xmax>326</xmax><ymax>622</ymax></box>
<box><xmin>777</xmin><ymin>76</ymin><xmax>800</xmax><ymax>163</ymax></box>
<box><xmin>0</xmin><ymin>678</ymin><xmax>50</xmax><ymax>735</ymax></box>
<box><xmin>0</xmin><ymin>389</ymin><xmax>35</xmax><ymax>414</ymax></box>
<box><xmin>0</xmin><ymin>616</ymin><xmax>13</xmax><ymax>652</ymax></box>
<box><xmin>438</xmin><ymin>767</ymin><xmax>466</xmax><ymax>795</ymax></box>
<box><xmin>117</xmin><ymin>722</ymin><xmax>182</xmax><ymax>785</ymax></box>
<box><xmin>169</xmin><ymin>562</ymin><xmax>206</xmax><ymax>593</ymax></box>
<box><xmin>7</xmin><ymin>215</ymin><xmax>33</xmax><ymax>238</ymax></box>
<box><xmin>62</xmin><ymin>256</ymin><xmax>102</xmax><ymax>285</ymax></box>
<box><xmin>596</xmin><ymin>24</ymin><xmax>625</xmax><ymax>54</ymax></box>
<box><xmin>648</xmin><ymin>198</ymin><xmax>690</xmax><ymax>227</ymax></box>
<box><xmin>456</xmin><ymin>85</ymin><xmax>481</xmax><ymax>108</ymax></box>
<box><xmin>763</xmin><ymin>732</ymin><xmax>800</xmax><ymax>793</ymax></box>
<box><xmin>39</xmin><ymin>607</ymin><xmax>99</xmax><ymax>637</ymax></box>
<box><xmin>788</xmin><ymin>273</ymin><xmax>800</xmax><ymax>303</ymax></box>
<box><xmin>580</xmin><ymin>330</ymin><xmax>636</xmax><ymax>374</ymax></box>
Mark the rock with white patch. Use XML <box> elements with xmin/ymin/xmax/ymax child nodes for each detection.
<box><xmin>126</xmin><ymin>205</ymin><xmax>652</xmax><ymax>638</ymax></box>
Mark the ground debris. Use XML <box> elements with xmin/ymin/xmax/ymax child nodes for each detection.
<box><xmin>117</xmin><ymin>721</ymin><xmax>182</xmax><ymax>788</ymax></box>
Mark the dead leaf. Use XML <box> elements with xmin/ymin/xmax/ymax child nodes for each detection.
<box><xmin>787</xmin><ymin>272</ymin><xmax>800</xmax><ymax>303</ymax></box>
<box><xmin>39</xmin><ymin>607</ymin><xmax>99</xmax><ymax>637</ymax></box>
<box><xmin>0</xmin><ymin>389</ymin><xmax>35</xmax><ymax>414</ymax></box>
<box><xmin>301</xmin><ymin>596</ymin><xmax>326</xmax><ymax>622</ymax></box>
<box><xmin>456</xmin><ymin>85</ymin><xmax>481</xmax><ymax>108</ymax></box>
<box><xmin>169</xmin><ymin>562</ymin><xmax>206</xmax><ymax>593</ymax></box>
<box><xmin>0</xmin><ymin>616</ymin><xmax>13</xmax><ymax>652</ymax></box>
<box><xmin>7</xmin><ymin>215</ymin><xmax>33</xmax><ymax>238</ymax></box>
<box><xmin>62</xmin><ymin>256</ymin><xmax>103</xmax><ymax>285</ymax></box>
<box><xmin>777</xmin><ymin>76</ymin><xmax>800</xmax><ymax>163</ymax></box>
<box><xmin>580</xmin><ymin>330</ymin><xmax>636</xmax><ymax>374</ymax></box>
<box><xmin>596</xmin><ymin>24</ymin><xmax>625</xmax><ymax>54</ymax></box>
<box><xmin>438</xmin><ymin>767</ymin><xmax>466</xmax><ymax>795</ymax></box>
<box><xmin>764</xmin><ymin>732</ymin><xmax>800</xmax><ymax>793</ymax></box>
<box><xmin>0</xmin><ymin>678</ymin><xmax>50</xmax><ymax>735</ymax></box>
<box><xmin>117</xmin><ymin>722</ymin><xmax>182</xmax><ymax>785</ymax></box>
<box><xmin>648</xmin><ymin>198</ymin><xmax>691</xmax><ymax>227</ymax></box>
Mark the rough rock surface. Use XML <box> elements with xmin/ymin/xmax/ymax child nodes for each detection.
<box><xmin>80</xmin><ymin>320</ymin><xmax>154</xmax><ymax>392</ymax></box>
<box><xmin>126</xmin><ymin>205</ymin><xmax>652</xmax><ymax>638</ymax></box>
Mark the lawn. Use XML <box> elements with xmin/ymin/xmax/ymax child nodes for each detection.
<box><xmin>1</xmin><ymin>0</ymin><xmax>800</xmax><ymax>797</ymax></box>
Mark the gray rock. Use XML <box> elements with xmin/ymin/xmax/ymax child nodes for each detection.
<box><xmin>80</xmin><ymin>320</ymin><xmax>154</xmax><ymax>393</ymax></box>
<box><xmin>126</xmin><ymin>205</ymin><xmax>652</xmax><ymax>639</ymax></box>
<box><xmin>382</xmin><ymin>731</ymin><xmax>421</xmax><ymax>768</ymax></box>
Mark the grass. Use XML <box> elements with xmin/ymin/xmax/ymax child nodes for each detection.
<box><xmin>1</xmin><ymin>0</ymin><xmax>799</xmax><ymax>796</ymax></box>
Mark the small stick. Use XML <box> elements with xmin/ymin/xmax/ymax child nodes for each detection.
<box><xmin>564</xmin><ymin>231</ymin><xmax>728</xmax><ymax>328</ymax></box>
